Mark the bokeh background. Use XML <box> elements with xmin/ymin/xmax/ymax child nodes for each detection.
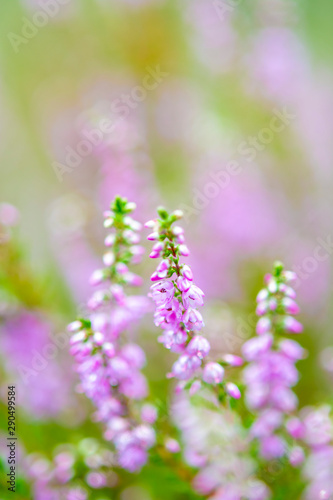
<box><xmin>0</xmin><ymin>0</ymin><xmax>333</xmax><ymax>498</ymax></box>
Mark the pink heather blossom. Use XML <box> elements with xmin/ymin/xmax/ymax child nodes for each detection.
<box><xmin>68</xmin><ymin>197</ymin><xmax>153</xmax><ymax>472</ymax></box>
<box><xmin>289</xmin><ymin>446</ymin><xmax>305</xmax><ymax>467</ymax></box>
<box><xmin>225</xmin><ymin>382</ymin><xmax>241</xmax><ymax>400</ymax></box>
<box><xmin>165</xmin><ymin>438</ymin><xmax>181</xmax><ymax>453</ymax></box>
<box><xmin>183</xmin><ymin>307</ymin><xmax>204</xmax><ymax>331</ymax></box>
<box><xmin>242</xmin><ymin>334</ymin><xmax>273</xmax><ymax>361</ymax></box>
<box><xmin>1</xmin><ymin>312</ymin><xmax>73</xmax><ymax>418</ymax></box>
<box><xmin>189</xmin><ymin>380</ymin><xmax>202</xmax><ymax>396</ymax></box>
<box><xmin>183</xmin><ymin>265</ymin><xmax>193</xmax><ymax>281</ymax></box>
<box><xmin>286</xmin><ymin>417</ymin><xmax>306</xmax><ymax>440</ymax></box>
<box><xmin>146</xmin><ymin>208</ymin><xmax>237</xmax><ymax>395</ymax></box>
<box><xmin>120</xmin><ymin>343</ymin><xmax>146</xmax><ymax>369</ymax></box>
<box><xmin>86</xmin><ymin>471</ymin><xmax>107</xmax><ymax>488</ymax></box>
<box><xmin>251</xmin><ymin>409</ymin><xmax>283</xmax><ymax>439</ymax></box>
<box><xmin>67</xmin><ymin>488</ymin><xmax>88</xmax><ymax>500</ymax></box>
<box><xmin>26</xmin><ymin>439</ymin><xmax>114</xmax><ymax>498</ymax></box>
<box><xmin>173</xmin><ymin>395</ymin><xmax>270</xmax><ymax>499</ymax></box>
<box><xmin>260</xmin><ymin>435</ymin><xmax>286</xmax><ymax>460</ymax></box>
<box><xmin>150</xmin><ymin>280</ymin><xmax>175</xmax><ymax>307</ymax></box>
<box><xmin>183</xmin><ymin>284</ymin><xmax>205</xmax><ymax>309</ymax></box>
<box><xmin>118</xmin><ymin>446</ymin><xmax>147</xmax><ymax>473</ymax></box>
<box><xmin>243</xmin><ymin>263</ymin><xmax>305</xmax><ymax>460</ymax></box>
<box><xmin>187</xmin><ymin>336</ymin><xmax>211</xmax><ymax>358</ymax></box>
<box><xmin>171</xmin><ymin>355</ymin><xmax>202</xmax><ymax>380</ymax></box>
<box><xmin>279</xmin><ymin>339</ymin><xmax>306</xmax><ymax>361</ymax></box>
<box><xmin>281</xmin><ymin>297</ymin><xmax>300</xmax><ymax>315</ymax></box>
<box><xmin>256</xmin><ymin>317</ymin><xmax>272</xmax><ymax>335</ymax></box>
<box><xmin>283</xmin><ymin>316</ymin><xmax>303</xmax><ymax>334</ymax></box>
<box><xmin>202</xmin><ymin>363</ymin><xmax>224</xmax><ymax>385</ymax></box>
<box><xmin>141</xmin><ymin>404</ymin><xmax>158</xmax><ymax>424</ymax></box>
<box><xmin>146</xmin><ymin>209</ymin><xmax>209</xmax><ymax>382</ymax></box>
<box><xmin>221</xmin><ymin>354</ymin><xmax>244</xmax><ymax>367</ymax></box>
<box><xmin>303</xmin><ymin>406</ymin><xmax>333</xmax><ymax>447</ymax></box>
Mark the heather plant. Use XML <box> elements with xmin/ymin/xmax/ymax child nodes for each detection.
<box><xmin>68</xmin><ymin>196</ymin><xmax>154</xmax><ymax>472</ymax></box>
<box><xmin>63</xmin><ymin>197</ymin><xmax>333</xmax><ymax>499</ymax></box>
<box><xmin>1</xmin><ymin>1</ymin><xmax>333</xmax><ymax>499</ymax></box>
<box><xmin>145</xmin><ymin>207</ymin><xmax>243</xmax><ymax>396</ymax></box>
<box><xmin>242</xmin><ymin>262</ymin><xmax>305</xmax><ymax>461</ymax></box>
<box><xmin>1</xmin><ymin>197</ymin><xmax>333</xmax><ymax>500</ymax></box>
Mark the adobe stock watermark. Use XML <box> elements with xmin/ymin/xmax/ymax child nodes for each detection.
<box><xmin>179</xmin><ymin>106</ymin><xmax>296</xmax><ymax>222</ymax></box>
<box><xmin>52</xmin><ymin>65</ymin><xmax>169</xmax><ymax>182</ymax></box>
<box><xmin>8</xmin><ymin>0</ymin><xmax>72</xmax><ymax>53</ymax></box>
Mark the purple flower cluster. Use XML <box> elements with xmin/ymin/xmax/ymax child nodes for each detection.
<box><xmin>27</xmin><ymin>438</ymin><xmax>116</xmax><ymax>499</ymax></box>
<box><xmin>68</xmin><ymin>197</ymin><xmax>155</xmax><ymax>472</ymax></box>
<box><xmin>242</xmin><ymin>263</ymin><xmax>306</xmax><ymax>460</ymax></box>
<box><xmin>146</xmin><ymin>208</ymin><xmax>230</xmax><ymax>388</ymax></box>
<box><xmin>1</xmin><ymin>311</ymin><xmax>73</xmax><ymax>418</ymax></box>
<box><xmin>301</xmin><ymin>406</ymin><xmax>333</xmax><ymax>500</ymax></box>
<box><xmin>145</xmin><ymin>209</ymin><xmax>211</xmax><ymax>383</ymax></box>
<box><xmin>284</xmin><ymin>406</ymin><xmax>333</xmax><ymax>499</ymax></box>
<box><xmin>173</xmin><ymin>394</ymin><xmax>271</xmax><ymax>500</ymax></box>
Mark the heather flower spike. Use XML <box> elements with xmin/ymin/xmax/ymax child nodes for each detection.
<box><xmin>243</xmin><ymin>261</ymin><xmax>306</xmax><ymax>461</ymax></box>
<box><xmin>68</xmin><ymin>196</ymin><xmax>155</xmax><ymax>472</ymax></box>
<box><xmin>146</xmin><ymin>207</ymin><xmax>241</xmax><ymax>398</ymax></box>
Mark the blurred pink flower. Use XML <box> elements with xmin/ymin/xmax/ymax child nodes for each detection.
<box><xmin>1</xmin><ymin>312</ymin><xmax>73</xmax><ymax>418</ymax></box>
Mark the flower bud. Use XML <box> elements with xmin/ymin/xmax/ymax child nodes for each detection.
<box><xmin>282</xmin><ymin>297</ymin><xmax>300</xmax><ymax>315</ymax></box>
<box><xmin>256</xmin><ymin>317</ymin><xmax>271</xmax><ymax>335</ymax></box>
<box><xmin>126</xmin><ymin>202</ymin><xmax>136</xmax><ymax>212</ymax></box>
<box><xmin>104</xmin><ymin>218</ymin><xmax>113</xmax><ymax>228</ymax></box>
<box><xmin>103</xmin><ymin>342</ymin><xmax>116</xmax><ymax>358</ymax></box>
<box><xmin>147</xmin><ymin>232</ymin><xmax>159</xmax><ymax>241</ymax></box>
<box><xmin>182</xmin><ymin>265</ymin><xmax>193</xmax><ymax>281</ymax></box>
<box><xmin>70</xmin><ymin>331</ymin><xmax>86</xmax><ymax>345</ymax></box>
<box><xmin>202</xmin><ymin>363</ymin><xmax>224</xmax><ymax>385</ymax></box>
<box><xmin>225</xmin><ymin>382</ymin><xmax>241</xmax><ymax>399</ymax></box>
<box><xmin>187</xmin><ymin>336</ymin><xmax>211</xmax><ymax>359</ymax></box>
<box><xmin>93</xmin><ymin>332</ymin><xmax>105</xmax><ymax>346</ymax></box>
<box><xmin>289</xmin><ymin>446</ymin><xmax>305</xmax><ymax>467</ymax></box>
<box><xmin>221</xmin><ymin>354</ymin><xmax>243</xmax><ymax>367</ymax></box>
<box><xmin>283</xmin><ymin>317</ymin><xmax>303</xmax><ymax>334</ymax></box>
<box><xmin>165</xmin><ymin>438</ymin><xmax>180</xmax><ymax>453</ymax></box>
<box><xmin>179</xmin><ymin>244</ymin><xmax>190</xmax><ymax>256</ymax></box>
<box><xmin>67</xmin><ymin>320</ymin><xmax>83</xmax><ymax>333</ymax></box>
<box><xmin>103</xmin><ymin>252</ymin><xmax>115</xmax><ymax>267</ymax></box>
<box><xmin>144</xmin><ymin>219</ymin><xmax>156</xmax><ymax>229</ymax></box>
<box><xmin>89</xmin><ymin>269</ymin><xmax>105</xmax><ymax>286</ymax></box>
<box><xmin>104</xmin><ymin>234</ymin><xmax>116</xmax><ymax>247</ymax></box>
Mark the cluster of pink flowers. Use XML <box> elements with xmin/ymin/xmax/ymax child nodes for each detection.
<box><xmin>68</xmin><ymin>197</ymin><xmax>156</xmax><ymax>472</ymax></box>
<box><xmin>27</xmin><ymin>438</ymin><xmax>118</xmax><ymax>499</ymax></box>
<box><xmin>63</xmin><ymin>197</ymin><xmax>333</xmax><ymax>495</ymax></box>
<box><xmin>242</xmin><ymin>262</ymin><xmax>306</xmax><ymax>460</ymax></box>
<box><xmin>173</xmin><ymin>394</ymin><xmax>271</xmax><ymax>500</ymax></box>
<box><xmin>1</xmin><ymin>312</ymin><xmax>73</xmax><ymax>418</ymax></box>
<box><xmin>146</xmin><ymin>207</ymin><xmax>242</xmax><ymax>397</ymax></box>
